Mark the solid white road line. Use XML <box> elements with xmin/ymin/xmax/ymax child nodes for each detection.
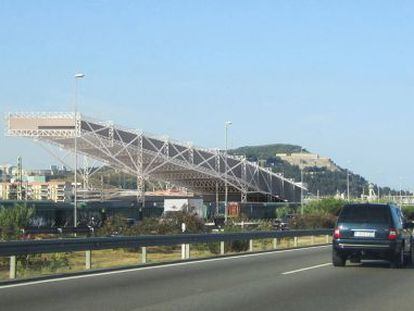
<box><xmin>282</xmin><ymin>262</ymin><xmax>332</xmax><ymax>275</ymax></box>
<box><xmin>0</xmin><ymin>245</ymin><xmax>330</xmax><ymax>290</ymax></box>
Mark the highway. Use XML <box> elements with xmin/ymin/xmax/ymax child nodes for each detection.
<box><xmin>1</xmin><ymin>246</ymin><xmax>413</xmax><ymax>311</ymax></box>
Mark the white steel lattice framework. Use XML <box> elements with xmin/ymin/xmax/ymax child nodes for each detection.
<box><xmin>5</xmin><ymin>112</ymin><xmax>305</xmax><ymax>202</ymax></box>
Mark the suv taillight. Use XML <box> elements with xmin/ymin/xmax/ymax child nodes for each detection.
<box><xmin>388</xmin><ymin>228</ymin><xmax>398</xmax><ymax>240</ymax></box>
<box><xmin>333</xmin><ymin>227</ymin><xmax>341</xmax><ymax>239</ymax></box>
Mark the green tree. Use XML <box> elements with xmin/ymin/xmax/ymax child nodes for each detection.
<box><xmin>0</xmin><ymin>203</ymin><xmax>34</xmax><ymax>240</ymax></box>
<box><xmin>303</xmin><ymin>198</ymin><xmax>345</xmax><ymax>216</ymax></box>
<box><xmin>402</xmin><ymin>206</ymin><xmax>414</xmax><ymax>220</ymax></box>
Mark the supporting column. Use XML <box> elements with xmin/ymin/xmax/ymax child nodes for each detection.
<box><xmin>136</xmin><ymin>134</ymin><xmax>145</xmax><ymax>207</ymax></box>
<box><xmin>220</xmin><ymin>241</ymin><xmax>225</xmax><ymax>255</ymax></box>
<box><xmin>215</xmin><ymin>182</ymin><xmax>219</xmax><ymax>215</ymax></box>
<box><xmin>241</xmin><ymin>191</ymin><xmax>247</xmax><ymax>203</ymax></box>
<box><xmin>241</xmin><ymin>161</ymin><xmax>248</xmax><ymax>203</ymax></box>
<box><xmin>141</xmin><ymin>247</ymin><xmax>147</xmax><ymax>264</ymax></box>
<box><xmin>137</xmin><ymin>175</ymin><xmax>145</xmax><ymax>206</ymax></box>
<box><xmin>215</xmin><ymin>151</ymin><xmax>221</xmax><ymax>216</ymax></box>
<box><xmin>85</xmin><ymin>250</ymin><xmax>92</xmax><ymax>270</ymax></box>
<box><xmin>9</xmin><ymin>256</ymin><xmax>16</xmax><ymax>279</ymax></box>
<box><xmin>82</xmin><ymin>156</ymin><xmax>90</xmax><ymax>190</ymax></box>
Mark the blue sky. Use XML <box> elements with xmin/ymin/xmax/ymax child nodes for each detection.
<box><xmin>0</xmin><ymin>1</ymin><xmax>413</xmax><ymax>189</ymax></box>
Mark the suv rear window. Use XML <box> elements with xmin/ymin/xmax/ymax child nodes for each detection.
<box><xmin>338</xmin><ymin>205</ymin><xmax>391</xmax><ymax>224</ymax></box>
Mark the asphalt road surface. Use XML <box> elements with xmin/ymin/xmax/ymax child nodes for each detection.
<box><xmin>1</xmin><ymin>246</ymin><xmax>413</xmax><ymax>311</ymax></box>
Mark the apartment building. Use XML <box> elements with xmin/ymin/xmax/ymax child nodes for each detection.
<box><xmin>0</xmin><ymin>181</ymin><xmax>72</xmax><ymax>202</ymax></box>
<box><xmin>0</xmin><ymin>183</ymin><xmax>18</xmax><ymax>200</ymax></box>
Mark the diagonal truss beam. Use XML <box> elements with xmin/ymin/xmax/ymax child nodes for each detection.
<box><xmin>5</xmin><ymin>112</ymin><xmax>306</xmax><ymax>202</ymax></box>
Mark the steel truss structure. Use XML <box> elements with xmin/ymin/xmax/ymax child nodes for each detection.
<box><xmin>5</xmin><ymin>112</ymin><xmax>305</xmax><ymax>202</ymax></box>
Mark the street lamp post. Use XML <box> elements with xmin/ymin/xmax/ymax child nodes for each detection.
<box><xmin>300</xmin><ymin>169</ymin><xmax>304</xmax><ymax>215</ymax></box>
<box><xmin>300</xmin><ymin>148</ymin><xmax>304</xmax><ymax>215</ymax></box>
<box><xmin>378</xmin><ymin>185</ymin><xmax>380</xmax><ymax>203</ymax></box>
<box><xmin>224</xmin><ymin>121</ymin><xmax>232</xmax><ymax>223</ymax></box>
<box><xmin>73</xmin><ymin>73</ymin><xmax>85</xmax><ymax>228</ymax></box>
<box><xmin>346</xmin><ymin>169</ymin><xmax>350</xmax><ymax>201</ymax></box>
<box><xmin>346</xmin><ymin>160</ymin><xmax>351</xmax><ymax>202</ymax></box>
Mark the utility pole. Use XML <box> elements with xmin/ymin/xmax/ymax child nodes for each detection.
<box><xmin>74</xmin><ymin>73</ymin><xmax>85</xmax><ymax>228</ymax></box>
<box><xmin>17</xmin><ymin>156</ymin><xmax>23</xmax><ymax>200</ymax></box>
<box><xmin>224</xmin><ymin>121</ymin><xmax>232</xmax><ymax>223</ymax></box>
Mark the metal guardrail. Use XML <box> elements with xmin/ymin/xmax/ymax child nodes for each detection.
<box><xmin>0</xmin><ymin>229</ymin><xmax>331</xmax><ymax>257</ymax></box>
<box><xmin>1</xmin><ymin>229</ymin><xmax>333</xmax><ymax>280</ymax></box>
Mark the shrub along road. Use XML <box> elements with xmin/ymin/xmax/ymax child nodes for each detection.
<box><xmin>1</xmin><ymin>246</ymin><xmax>413</xmax><ymax>311</ymax></box>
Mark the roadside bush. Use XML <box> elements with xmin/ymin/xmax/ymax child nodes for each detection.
<box><xmin>0</xmin><ymin>204</ymin><xmax>70</xmax><ymax>277</ymax></box>
<box><xmin>403</xmin><ymin>206</ymin><xmax>414</xmax><ymax>220</ymax></box>
<box><xmin>17</xmin><ymin>253</ymin><xmax>70</xmax><ymax>276</ymax></box>
<box><xmin>97</xmin><ymin>212</ymin><xmax>206</xmax><ymax>237</ymax></box>
<box><xmin>208</xmin><ymin>224</ymin><xmax>249</xmax><ymax>254</ymax></box>
<box><xmin>96</xmin><ymin>215</ymin><xmax>129</xmax><ymax>236</ymax></box>
<box><xmin>303</xmin><ymin>198</ymin><xmax>345</xmax><ymax>216</ymax></box>
<box><xmin>158</xmin><ymin>212</ymin><xmax>206</xmax><ymax>234</ymax></box>
<box><xmin>229</xmin><ymin>214</ymin><xmax>249</xmax><ymax>223</ymax></box>
<box><xmin>0</xmin><ymin>203</ymin><xmax>35</xmax><ymax>240</ymax></box>
<box><xmin>131</xmin><ymin>217</ymin><xmax>161</xmax><ymax>235</ymax></box>
<box><xmin>255</xmin><ymin>220</ymin><xmax>273</xmax><ymax>231</ymax></box>
<box><xmin>275</xmin><ymin>206</ymin><xmax>290</xmax><ymax>219</ymax></box>
<box><xmin>289</xmin><ymin>213</ymin><xmax>337</xmax><ymax>229</ymax></box>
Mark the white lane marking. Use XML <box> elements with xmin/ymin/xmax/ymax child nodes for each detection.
<box><xmin>0</xmin><ymin>245</ymin><xmax>330</xmax><ymax>290</ymax></box>
<box><xmin>282</xmin><ymin>262</ymin><xmax>331</xmax><ymax>275</ymax></box>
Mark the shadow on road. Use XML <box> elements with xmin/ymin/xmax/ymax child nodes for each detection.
<box><xmin>346</xmin><ymin>260</ymin><xmax>414</xmax><ymax>269</ymax></box>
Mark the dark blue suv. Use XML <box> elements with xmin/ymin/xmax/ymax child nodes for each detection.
<box><xmin>332</xmin><ymin>203</ymin><xmax>414</xmax><ymax>268</ymax></box>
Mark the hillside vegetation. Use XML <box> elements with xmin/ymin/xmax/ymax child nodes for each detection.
<box><xmin>232</xmin><ymin>144</ymin><xmax>305</xmax><ymax>160</ymax></box>
<box><xmin>230</xmin><ymin>144</ymin><xmax>401</xmax><ymax>197</ymax></box>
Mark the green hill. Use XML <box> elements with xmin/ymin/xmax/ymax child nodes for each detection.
<box><xmin>230</xmin><ymin>144</ymin><xmax>401</xmax><ymax>198</ymax></box>
<box><xmin>231</xmin><ymin>144</ymin><xmax>306</xmax><ymax>160</ymax></box>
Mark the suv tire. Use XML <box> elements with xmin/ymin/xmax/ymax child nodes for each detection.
<box><xmin>410</xmin><ymin>243</ymin><xmax>414</xmax><ymax>266</ymax></box>
<box><xmin>332</xmin><ymin>249</ymin><xmax>346</xmax><ymax>267</ymax></box>
<box><xmin>390</xmin><ymin>248</ymin><xmax>404</xmax><ymax>269</ymax></box>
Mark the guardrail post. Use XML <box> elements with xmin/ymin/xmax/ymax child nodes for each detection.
<box><xmin>311</xmin><ymin>235</ymin><xmax>315</xmax><ymax>245</ymax></box>
<box><xmin>249</xmin><ymin>239</ymin><xmax>253</xmax><ymax>252</ymax></box>
<box><xmin>294</xmin><ymin>237</ymin><xmax>298</xmax><ymax>247</ymax></box>
<box><xmin>186</xmin><ymin>244</ymin><xmax>190</xmax><ymax>259</ymax></box>
<box><xmin>325</xmin><ymin>235</ymin><xmax>330</xmax><ymax>244</ymax></box>
<box><xmin>9</xmin><ymin>256</ymin><xmax>16</xmax><ymax>279</ymax></box>
<box><xmin>273</xmin><ymin>238</ymin><xmax>278</xmax><ymax>249</ymax></box>
<box><xmin>141</xmin><ymin>247</ymin><xmax>147</xmax><ymax>264</ymax></box>
<box><xmin>220</xmin><ymin>241</ymin><xmax>225</xmax><ymax>255</ymax></box>
<box><xmin>181</xmin><ymin>244</ymin><xmax>186</xmax><ymax>259</ymax></box>
<box><xmin>85</xmin><ymin>250</ymin><xmax>92</xmax><ymax>270</ymax></box>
